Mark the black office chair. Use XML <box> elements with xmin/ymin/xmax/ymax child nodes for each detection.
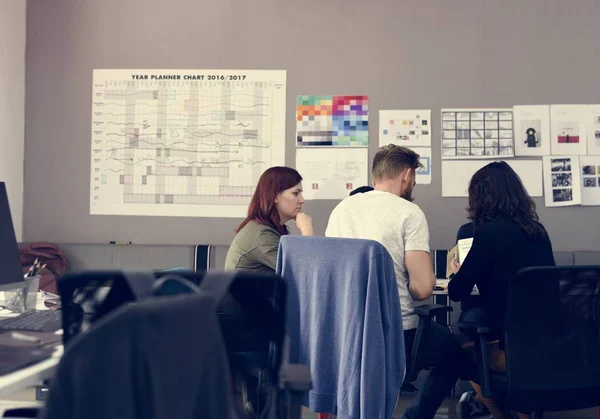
<box><xmin>3</xmin><ymin>271</ymin><xmax>155</xmax><ymax>419</ymax></box>
<box><xmin>151</xmin><ymin>270</ymin><xmax>308</xmax><ymax>419</ymax></box>
<box><xmin>44</xmin><ymin>291</ymin><xmax>240</xmax><ymax>419</ymax></box>
<box><xmin>6</xmin><ymin>270</ymin><xmax>310</xmax><ymax>419</ymax></box>
<box><xmin>456</xmin><ymin>266</ymin><xmax>600</xmax><ymax>419</ymax></box>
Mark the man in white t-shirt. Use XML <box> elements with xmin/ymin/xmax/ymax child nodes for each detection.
<box><xmin>326</xmin><ymin>144</ymin><xmax>466</xmax><ymax>419</ymax></box>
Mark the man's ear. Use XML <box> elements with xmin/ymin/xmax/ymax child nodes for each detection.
<box><xmin>403</xmin><ymin>168</ymin><xmax>413</xmax><ymax>181</ymax></box>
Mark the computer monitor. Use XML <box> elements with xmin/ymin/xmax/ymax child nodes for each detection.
<box><xmin>0</xmin><ymin>182</ymin><xmax>26</xmax><ymax>291</ymax></box>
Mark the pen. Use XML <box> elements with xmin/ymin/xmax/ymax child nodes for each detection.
<box><xmin>38</xmin><ymin>263</ymin><xmax>47</xmax><ymax>274</ymax></box>
<box><xmin>25</xmin><ymin>258</ymin><xmax>39</xmax><ymax>278</ymax></box>
<box><xmin>11</xmin><ymin>332</ymin><xmax>42</xmax><ymax>344</ymax></box>
<box><xmin>110</xmin><ymin>241</ymin><xmax>132</xmax><ymax>245</ymax></box>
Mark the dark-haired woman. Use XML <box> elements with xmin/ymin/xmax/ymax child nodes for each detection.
<box><xmin>225</xmin><ymin>166</ymin><xmax>314</xmax><ymax>274</ymax></box>
<box><xmin>448</xmin><ymin>161</ymin><xmax>555</xmax><ymax>419</ymax></box>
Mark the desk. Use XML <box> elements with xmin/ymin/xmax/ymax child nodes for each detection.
<box><xmin>429</xmin><ymin>279</ymin><xmax>478</xmax><ymax>325</ymax></box>
<box><xmin>433</xmin><ymin>279</ymin><xmax>451</xmax><ymax>295</ymax></box>
<box><xmin>432</xmin><ymin>279</ymin><xmax>479</xmax><ymax>295</ymax></box>
<box><xmin>0</xmin><ymin>348</ymin><xmax>61</xmax><ymax>399</ymax></box>
<box><xmin>0</xmin><ymin>293</ymin><xmax>62</xmax><ymax>399</ymax></box>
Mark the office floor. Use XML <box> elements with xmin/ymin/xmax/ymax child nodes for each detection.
<box><xmin>1</xmin><ymin>389</ymin><xmax>596</xmax><ymax>418</ymax></box>
<box><xmin>300</xmin><ymin>396</ymin><xmax>599</xmax><ymax>418</ymax></box>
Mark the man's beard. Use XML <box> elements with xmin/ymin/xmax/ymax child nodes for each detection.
<box><xmin>401</xmin><ymin>188</ymin><xmax>414</xmax><ymax>202</ymax></box>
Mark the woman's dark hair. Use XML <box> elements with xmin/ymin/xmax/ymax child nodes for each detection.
<box><xmin>235</xmin><ymin>166</ymin><xmax>303</xmax><ymax>235</ymax></box>
<box><xmin>467</xmin><ymin>161</ymin><xmax>547</xmax><ymax>239</ymax></box>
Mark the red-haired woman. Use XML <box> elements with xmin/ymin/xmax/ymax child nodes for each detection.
<box><xmin>225</xmin><ymin>166</ymin><xmax>314</xmax><ymax>273</ymax></box>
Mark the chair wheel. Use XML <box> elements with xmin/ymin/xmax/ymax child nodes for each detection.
<box><xmin>456</xmin><ymin>391</ymin><xmax>476</xmax><ymax>419</ymax></box>
<box><xmin>457</xmin><ymin>391</ymin><xmax>493</xmax><ymax>418</ymax></box>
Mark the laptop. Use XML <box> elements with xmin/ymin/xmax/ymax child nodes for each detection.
<box><xmin>0</xmin><ymin>182</ymin><xmax>27</xmax><ymax>292</ymax></box>
<box><xmin>0</xmin><ymin>182</ymin><xmax>61</xmax><ymax>374</ymax></box>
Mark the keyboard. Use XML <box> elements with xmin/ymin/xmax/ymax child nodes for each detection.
<box><xmin>0</xmin><ymin>310</ymin><xmax>62</xmax><ymax>332</ymax></box>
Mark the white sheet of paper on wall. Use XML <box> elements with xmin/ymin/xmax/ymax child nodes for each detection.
<box><xmin>542</xmin><ymin>156</ymin><xmax>582</xmax><ymax>207</ymax></box>
<box><xmin>513</xmin><ymin>105</ymin><xmax>551</xmax><ymax>157</ymax></box>
<box><xmin>441</xmin><ymin>159</ymin><xmax>543</xmax><ymax>197</ymax></box>
<box><xmin>379</xmin><ymin>110</ymin><xmax>432</xmax><ymax>147</ymax></box>
<box><xmin>550</xmin><ymin>105</ymin><xmax>588</xmax><ymax>156</ymax></box>
<box><xmin>295</xmin><ymin>148</ymin><xmax>368</xmax><ymax>200</ymax></box>
<box><xmin>586</xmin><ymin>105</ymin><xmax>600</xmax><ymax>156</ymax></box>
<box><xmin>579</xmin><ymin>155</ymin><xmax>600</xmax><ymax>206</ymax></box>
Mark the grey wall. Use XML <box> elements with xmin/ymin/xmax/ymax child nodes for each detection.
<box><xmin>0</xmin><ymin>0</ymin><xmax>26</xmax><ymax>242</ymax></box>
<box><xmin>60</xmin><ymin>243</ymin><xmax>196</xmax><ymax>272</ymax></box>
<box><xmin>25</xmin><ymin>0</ymin><xmax>600</xmax><ymax>250</ymax></box>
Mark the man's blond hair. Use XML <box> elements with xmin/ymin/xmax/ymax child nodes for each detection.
<box><xmin>372</xmin><ymin>144</ymin><xmax>422</xmax><ymax>181</ymax></box>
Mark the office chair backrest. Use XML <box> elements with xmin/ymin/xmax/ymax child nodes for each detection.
<box><xmin>58</xmin><ymin>270</ymin><xmax>287</xmax><ymax>378</ymax></box>
<box><xmin>53</xmin><ymin>270</ymin><xmax>308</xmax><ymax>419</ymax></box>
<box><xmin>44</xmin><ymin>292</ymin><xmax>235</xmax><ymax>419</ymax></box>
<box><xmin>504</xmin><ymin>265</ymin><xmax>600</xmax><ymax>413</ymax></box>
<box><xmin>276</xmin><ymin>236</ymin><xmax>404</xmax><ymax>419</ymax></box>
<box><xmin>153</xmin><ymin>270</ymin><xmax>288</xmax><ymax>385</ymax></box>
<box><xmin>58</xmin><ymin>271</ymin><xmax>140</xmax><ymax>345</ymax></box>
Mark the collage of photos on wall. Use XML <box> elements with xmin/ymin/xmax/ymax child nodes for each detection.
<box><xmin>543</xmin><ymin>155</ymin><xmax>583</xmax><ymax>207</ymax></box>
<box><xmin>582</xmin><ymin>164</ymin><xmax>599</xmax><ymax>188</ymax></box>
<box><xmin>551</xmin><ymin>158</ymin><xmax>574</xmax><ymax>203</ymax></box>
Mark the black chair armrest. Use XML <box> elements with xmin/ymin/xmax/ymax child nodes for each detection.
<box><xmin>474</xmin><ymin>333</ymin><xmax>493</xmax><ymax>398</ymax></box>
<box><xmin>280</xmin><ymin>363</ymin><xmax>311</xmax><ymax>419</ymax></box>
<box><xmin>453</xmin><ymin>321</ymin><xmax>492</xmax><ymax>334</ymax></box>
<box><xmin>405</xmin><ymin>305</ymin><xmax>453</xmax><ymax>382</ymax></box>
<box><xmin>451</xmin><ymin>320</ymin><xmax>494</xmax><ymax>397</ymax></box>
<box><xmin>414</xmin><ymin>304</ymin><xmax>453</xmax><ymax>318</ymax></box>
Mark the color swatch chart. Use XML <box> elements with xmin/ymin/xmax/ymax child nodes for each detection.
<box><xmin>296</xmin><ymin>95</ymin><xmax>368</xmax><ymax>147</ymax></box>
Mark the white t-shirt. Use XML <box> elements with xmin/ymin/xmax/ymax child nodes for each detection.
<box><xmin>325</xmin><ymin>190</ymin><xmax>431</xmax><ymax>330</ymax></box>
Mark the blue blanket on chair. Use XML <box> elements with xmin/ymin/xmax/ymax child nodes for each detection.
<box><xmin>277</xmin><ymin>236</ymin><xmax>405</xmax><ymax>419</ymax></box>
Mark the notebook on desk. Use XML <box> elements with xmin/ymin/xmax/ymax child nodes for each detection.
<box><xmin>436</xmin><ymin>279</ymin><xmax>450</xmax><ymax>289</ymax></box>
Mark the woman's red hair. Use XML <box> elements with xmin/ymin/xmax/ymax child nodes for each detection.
<box><xmin>236</xmin><ymin>166</ymin><xmax>303</xmax><ymax>235</ymax></box>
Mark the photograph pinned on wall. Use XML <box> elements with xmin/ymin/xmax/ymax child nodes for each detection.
<box><xmin>440</xmin><ymin>108</ymin><xmax>514</xmax><ymax>159</ymax></box>
<box><xmin>513</xmin><ymin>105</ymin><xmax>551</xmax><ymax>156</ymax></box>
<box><xmin>379</xmin><ymin>110</ymin><xmax>431</xmax><ymax>147</ymax></box>
<box><xmin>550</xmin><ymin>105</ymin><xmax>587</xmax><ymax>156</ymax></box>
<box><xmin>582</xmin><ymin>165</ymin><xmax>596</xmax><ymax>176</ymax></box>
<box><xmin>543</xmin><ymin>156</ymin><xmax>582</xmax><ymax>207</ymax></box>
<box><xmin>409</xmin><ymin>147</ymin><xmax>432</xmax><ymax>185</ymax></box>
<box><xmin>551</xmin><ymin>158</ymin><xmax>571</xmax><ymax>172</ymax></box>
<box><xmin>556</xmin><ymin>122</ymin><xmax>579</xmax><ymax>143</ymax></box>
<box><xmin>551</xmin><ymin>172</ymin><xmax>572</xmax><ymax>187</ymax></box>
<box><xmin>296</xmin><ymin>95</ymin><xmax>368</xmax><ymax>147</ymax></box>
<box><xmin>586</xmin><ymin>105</ymin><xmax>600</xmax><ymax>155</ymax></box>
<box><xmin>579</xmin><ymin>156</ymin><xmax>600</xmax><ymax>206</ymax></box>
<box><xmin>552</xmin><ymin>189</ymin><xmax>573</xmax><ymax>202</ymax></box>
